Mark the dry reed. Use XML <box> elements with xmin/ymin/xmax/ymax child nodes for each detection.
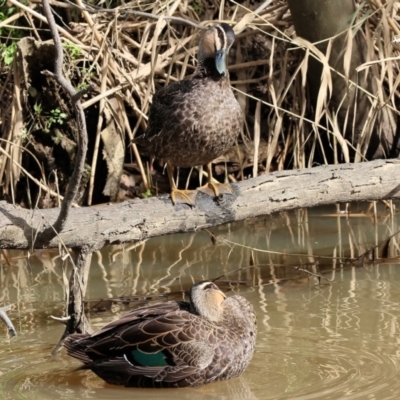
<box><xmin>0</xmin><ymin>0</ymin><xmax>399</xmax><ymax>206</ymax></box>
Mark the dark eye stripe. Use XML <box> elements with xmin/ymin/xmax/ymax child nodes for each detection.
<box><xmin>203</xmin><ymin>282</ymin><xmax>220</xmax><ymax>291</ymax></box>
<box><xmin>215</xmin><ymin>26</ymin><xmax>226</xmax><ymax>50</ymax></box>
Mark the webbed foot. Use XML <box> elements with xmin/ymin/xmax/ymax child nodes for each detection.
<box><xmin>197</xmin><ymin>182</ymin><xmax>233</xmax><ymax>197</ymax></box>
<box><xmin>170</xmin><ymin>189</ymin><xmax>197</xmax><ymax>206</ymax></box>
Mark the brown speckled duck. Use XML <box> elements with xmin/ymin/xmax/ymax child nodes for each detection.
<box><xmin>134</xmin><ymin>23</ymin><xmax>243</xmax><ymax>205</ymax></box>
<box><xmin>63</xmin><ymin>281</ymin><xmax>257</xmax><ymax>388</ymax></box>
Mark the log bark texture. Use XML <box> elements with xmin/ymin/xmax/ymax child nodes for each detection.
<box><xmin>1</xmin><ymin>159</ymin><xmax>400</xmax><ymax>250</ymax></box>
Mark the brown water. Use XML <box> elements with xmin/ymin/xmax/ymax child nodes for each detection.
<box><xmin>1</xmin><ymin>204</ymin><xmax>400</xmax><ymax>399</ymax></box>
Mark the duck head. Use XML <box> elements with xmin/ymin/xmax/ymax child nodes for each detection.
<box><xmin>189</xmin><ymin>281</ymin><xmax>226</xmax><ymax>322</ymax></box>
<box><xmin>197</xmin><ymin>23</ymin><xmax>236</xmax><ymax>77</ymax></box>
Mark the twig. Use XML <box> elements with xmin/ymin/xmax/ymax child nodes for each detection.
<box><xmin>40</xmin><ymin>0</ymin><xmax>88</xmax><ymax>239</ymax></box>
<box><xmin>30</xmin><ymin>0</ymin><xmax>75</xmax><ymax>8</ymax></box>
<box><xmin>0</xmin><ymin>305</ymin><xmax>17</xmax><ymax>337</ymax></box>
<box><xmin>52</xmin><ymin>246</ymin><xmax>93</xmax><ymax>355</ymax></box>
<box><xmin>87</xmin><ymin>52</ymin><xmax>109</xmax><ymax>205</ymax></box>
<box><xmin>354</xmin><ymin>227</ymin><xmax>400</xmax><ymax>265</ymax></box>
<box><xmin>0</xmin><ymin>141</ymin><xmax>79</xmax><ymax>207</ymax></box>
<box><xmin>1</xmin><ymin>250</ymin><xmax>13</xmax><ymax>266</ymax></box>
<box><xmin>50</xmin><ymin>315</ymin><xmax>71</xmax><ymax>324</ymax></box>
<box><xmin>63</xmin><ymin>0</ymin><xmax>207</xmax><ymax>30</ymax></box>
<box><xmin>291</xmin><ymin>266</ymin><xmax>333</xmax><ymax>284</ymax></box>
<box><xmin>219</xmin><ymin>237</ymin><xmax>345</xmax><ymax>261</ymax></box>
<box><xmin>8</xmin><ymin>0</ymin><xmax>81</xmax><ymax>44</ymax></box>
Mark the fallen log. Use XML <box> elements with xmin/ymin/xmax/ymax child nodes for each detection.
<box><xmin>1</xmin><ymin>159</ymin><xmax>400</xmax><ymax>250</ymax></box>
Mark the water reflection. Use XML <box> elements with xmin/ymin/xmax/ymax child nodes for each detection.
<box><xmin>2</xmin><ymin>204</ymin><xmax>400</xmax><ymax>398</ymax></box>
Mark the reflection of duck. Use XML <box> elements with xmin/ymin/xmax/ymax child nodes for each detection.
<box><xmin>134</xmin><ymin>23</ymin><xmax>243</xmax><ymax>205</ymax></box>
<box><xmin>64</xmin><ymin>281</ymin><xmax>257</xmax><ymax>388</ymax></box>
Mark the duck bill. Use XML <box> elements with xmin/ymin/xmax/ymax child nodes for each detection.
<box><xmin>216</xmin><ymin>289</ymin><xmax>226</xmax><ymax>301</ymax></box>
<box><xmin>215</xmin><ymin>49</ymin><xmax>227</xmax><ymax>76</ymax></box>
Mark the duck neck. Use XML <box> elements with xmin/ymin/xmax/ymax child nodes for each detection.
<box><xmin>190</xmin><ymin>301</ymin><xmax>223</xmax><ymax>322</ymax></box>
<box><xmin>194</xmin><ymin>58</ymin><xmax>227</xmax><ymax>80</ymax></box>
<box><xmin>190</xmin><ymin>289</ymin><xmax>225</xmax><ymax>322</ymax></box>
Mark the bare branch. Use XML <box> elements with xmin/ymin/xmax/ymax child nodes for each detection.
<box><xmin>0</xmin><ymin>305</ymin><xmax>17</xmax><ymax>337</ymax></box>
<box><xmin>52</xmin><ymin>246</ymin><xmax>93</xmax><ymax>354</ymax></box>
<box><xmin>40</xmin><ymin>0</ymin><xmax>88</xmax><ymax>240</ymax></box>
<box><xmin>30</xmin><ymin>0</ymin><xmax>75</xmax><ymax>8</ymax></box>
<box><xmin>62</xmin><ymin>0</ymin><xmax>207</xmax><ymax>29</ymax></box>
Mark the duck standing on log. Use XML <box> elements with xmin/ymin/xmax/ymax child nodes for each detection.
<box><xmin>134</xmin><ymin>23</ymin><xmax>243</xmax><ymax>205</ymax></box>
<box><xmin>64</xmin><ymin>281</ymin><xmax>257</xmax><ymax>388</ymax></box>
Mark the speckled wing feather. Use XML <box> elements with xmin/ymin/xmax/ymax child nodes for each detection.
<box><xmin>135</xmin><ymin>76</ymin><xmax>243</xmax><ymax>168</ymax></box>
<box><xmin>144</xmin><ymin>80</ymin><xmax>197</xmax><ymax>140</ymax></box>
<box><xmin>64</xmin><ymin>293</ymin><xmax>257</xmax><ymax>388</ymax></box>
<box><xmin>64</xmin><ymin>300</ymin><xmax>221</xmax><ymax>386</ymax></box>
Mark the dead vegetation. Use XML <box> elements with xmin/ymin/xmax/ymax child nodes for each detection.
<box><xmin>0</xmin><ymin>0</ymin><xmax>400</xmax><ymax>208</ymax></box>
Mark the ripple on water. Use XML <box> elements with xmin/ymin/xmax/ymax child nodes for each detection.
<box><xmin>247</xmin><ymin>335</ymin><xmax>400</xmax><ymax>399</ymax></box>
<box><xmin>0</xmin><ymin>338</ymin><xmax>260</xmax><ymax>400</ymax></box>
<box><xmin>245</xmin><ymin>267</ymin><xmax>400</xmax><ymax>400</ymax></box>
<box><xmin>3</xmin><ymin>247</ymin><xmax>400</xmax><ymax>399</ymax></box>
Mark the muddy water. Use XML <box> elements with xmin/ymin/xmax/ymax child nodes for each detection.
<box><xmin>1</xmin><ymin>204</ymin><xmax>400</xmax><ymax>399</ymax></box>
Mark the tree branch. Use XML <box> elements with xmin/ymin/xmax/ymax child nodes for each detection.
<box><xmin>40</xmin><ymin>0</ymin><xmax>88</xmax><ymax>241</ymax></box>
<box><xmin>52</xmin><ymin>246</ymin><xmax>93</xmax><ymax>354</ymax></box>
<box><xmin>40</xmin><ymin>0</ymin><xmax>91</xmax><ymax>341</ymax></box>
<box><xmin>0</xmin><ymin>305</ymin><xmax>17</xmax><ymax>337</ymax></box>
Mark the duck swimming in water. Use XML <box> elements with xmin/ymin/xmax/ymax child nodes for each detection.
<box><xmin>63</xmin><ymin>281</ymin><xmax>257</xmax><ymax>388</ymax></box>
<box><xmin>134</xmin><ymin>23</ymin><xmax>243</xmax><ymax>205</ymax></box>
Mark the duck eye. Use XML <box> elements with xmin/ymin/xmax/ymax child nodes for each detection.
<box><xmin>203</xmin><ymin>283</ymin><xmax>214</xmax><ymax>290</ymax></box>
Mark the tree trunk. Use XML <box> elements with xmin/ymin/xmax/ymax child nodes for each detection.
<box><xmin>1</xmin><ymin>159</ymin><xmax>400</xmax><ymax>250</ymax></box>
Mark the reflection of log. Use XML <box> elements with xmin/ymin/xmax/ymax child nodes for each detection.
<box><xmin>1</xmin><ymin>159</ymin><xmax>400</xmax><ymax>250</ymax></box>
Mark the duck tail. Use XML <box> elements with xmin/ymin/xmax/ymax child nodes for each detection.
<box><xmin>63</xmin><ymin>333</ymin><xmax>93</xmax><ymax>365</ymax></box>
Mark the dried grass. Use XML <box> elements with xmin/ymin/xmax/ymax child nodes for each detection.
<box><xmin>0</xmin><ymin>0</ymin><xmax>399</xmax><ymax>206</ymax></box>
